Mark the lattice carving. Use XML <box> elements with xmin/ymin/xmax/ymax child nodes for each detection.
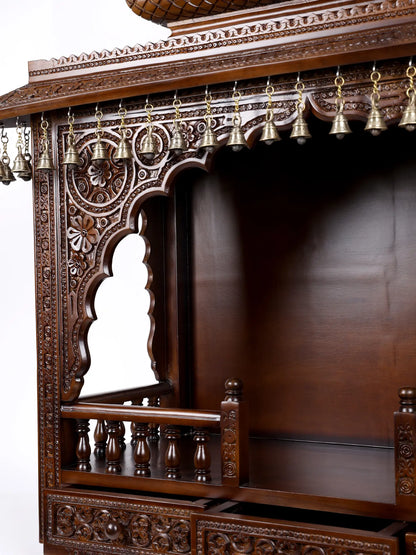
<box><xmin>195</xmin><ymin>518</ymin><xmax>397</xmax><ymax>554</ymax></box>
<box><xmin>46</xmin><ymin>493</ymin><xmax>192</xmax><ymax>553</ymax></box>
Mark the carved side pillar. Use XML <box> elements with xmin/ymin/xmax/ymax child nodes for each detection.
<box><xmin>220</xmin><ymin>377</ymin><xmax>249</xmax><ymax>486</ymax></box>
<box><xmin>395</xmin><ymin>387</ymin><xmax>416</xmax><ymax>508</ymax></box>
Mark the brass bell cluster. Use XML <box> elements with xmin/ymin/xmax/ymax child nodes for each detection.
<box><xmin>0</xmin><ymin>121</ymin><xmax>33</xmax><ymax>185</ymax></box>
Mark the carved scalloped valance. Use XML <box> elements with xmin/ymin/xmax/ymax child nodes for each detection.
<box><xmin>125</xmin><ymin>0</ymin><xmax>278</xmax><ymax>26</ymax></box>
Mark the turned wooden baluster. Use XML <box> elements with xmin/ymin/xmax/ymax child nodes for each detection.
<box><xmin>194</xmin><ymin>428</ymin><xmax>211</xmax><ymax>482</ymax></box>
<box><xmin>118</xmin><ymin>421</ymin><xmax>126</xmax><ymax>451</ymax></box>
<box><xmin>395</xmin><ymin>387</ymin><xmax>416</xmax><ymax>506</ymax></box>
<box><xmin>131</xmin><ymin>397</ymin><xmax>144</xmax><ymax>446</ymax></box>
<box><xmin>134</xmin><ymin>423</ymin><xmax>151</xmax><ymax>476</ymax></box>
<box><xmin>221</xmin><ymin>377</ymin><xmax>249</xmax><ymax>486</ymax></box>
<box><xmin>148</xmin><ymin>396</ymin><xmax>160</xmax><ymax>442</ymax></box>
<box><xmin>93</xmin><ymin>419</ymin><xmax>108</xmax><ymax>458</ymax></box>
<box><xmin>165</xmin><ymin>426</ymin><xmax>181</xmax><ymax>479</ymax></box>
<box><xmin>75</xmin><ymin>419</ymin><xmax>91</xmax><ymax>471</ymax></box>
<box><xmin>106</xmin><ymin>420</ymin><xmax>122</xmax><ymax>474</ymax></box>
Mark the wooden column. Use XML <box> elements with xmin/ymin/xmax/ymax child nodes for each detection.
<box><xmin>221</xmin><ymin>378</ymin><xmax>249</xmax><ymax>486</ymax></box>
<box><xmin>75</xmin><ymin>419</ymin><xmax>91</xmax><ymax>472</ymax></box>
<box><xmin>395</xmin><ymin>387</ymin><xmax>416</xmax><ymax>508</ymax></box>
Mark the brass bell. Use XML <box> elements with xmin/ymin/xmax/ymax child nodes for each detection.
<box><xmin>12</xmin><ymin>144</ymin><xmax>31</xmax><ymax>176</ymax></box>
<box><xmin>91</xmin><ymin>137</ymin><xmax>109</xmax><ymax>164</ymax></box>
<box><xmin>169</xmin><ymin>121</ymin><xmax>187</xmax><ymax>155</ymax></box>
<box><xmin>114</xmin><ymin>131</ymin><xmax>133</xmax><ymax>161</ymax></box>
<box><xmin>19</xmin><ymin>153</ymin><xmax>33</xmax><ymax>181</ymax></box>
<box><xmin>2</xmin><ymin>160</ymin><xmax>16</xmax><ymax>184</ymax></box>
<box><xmin>290</xmin><ymin>112</ymin><xmax>311</xmax><ymax>145</ymax></box>
<box><xmin>140</xmin><ymin>127</ymin><xmax>158</xmax><ymax>160</ymax></box>
<box><xmin>227</xmin><ymin>115</ymin><xmax>248</xmax><ymax>152</ymax></box>
<box><xmin>365</xmin><ymin>105</ymin><xmax>387</xmax><ymax>136</ymax></box>
<box><xmin>0</xmin><ymin>160</ymin><xmax>5</xmax><ymax>181</ymax></box>
<box><xmin>63</xmin><ymin>136</ymin><xmax>82</xmax><ymax>168</ymax></box>
<box><xmin>399</xmin><ymin>93</ymin><xmax>416</xmax><ymax>132</ymax></box>
<box><xmin>199</xmin><ymin>126</ymin><xmax>219</xmax><ymax>153</ymax></box>
<box><xmin>36</xmin><ymin>143</ymin><xmax>55</xmax><ymax>171</ymax></box>
<box><xmin>260</xmin><ymin>119</ymin><xmax>281</xmax><ymax>145</ymax></box>
<box><xmin>329</xmin><ymin>111</ymin><xmax>352</xmax><ymax>140</ymax></box>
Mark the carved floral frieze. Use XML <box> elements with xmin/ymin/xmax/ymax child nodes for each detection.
<box><xmin>46</xmin><ymin>493</ymin><xmax>192</xmax><ymax>553</ymax></box>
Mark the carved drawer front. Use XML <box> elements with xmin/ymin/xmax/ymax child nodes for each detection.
<box><xmin>406</xmin><ymin>532</ymin><xmax>416</xmax><ymax>554</ymax></box>
<box><xmin>45</xmin><ymin>489</ymin><xmax>209</xmax><ymax>554</ymax></box>
<box><xmin>193</xmin><ymin>512</ymin><xmax>402</xmax><ymax>555</ymax></box>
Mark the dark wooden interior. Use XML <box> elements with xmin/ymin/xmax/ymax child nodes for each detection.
<box><xmin>3</xmin><ymin>0</ymin><xmax>416</xmax><ymax>552</ymax></box>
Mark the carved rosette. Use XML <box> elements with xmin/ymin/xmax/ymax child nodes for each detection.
<box><xmin>47</xmin><ymin>494</ymin><xmax>192</xmax><ymax>553</ymax></box>
<box><xmin>195</xmin><ymin>519</ymin><xmax>396</xmax><ymax>554</ymax></box>
<box><xmin>397</xmin><ymin>423</ymin><xmax>416</xmax><ymax>496</ymax></box>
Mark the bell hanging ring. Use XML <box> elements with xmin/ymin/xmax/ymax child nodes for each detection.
<box><xmin>399</xmin><ymin>91</ymin><xmax>416</xmax><ymax>132</ymax></box>
<box><xmin>227</xmin><ymin>113</ymin><xmax>248</xmax><ymax>152</ymax></box>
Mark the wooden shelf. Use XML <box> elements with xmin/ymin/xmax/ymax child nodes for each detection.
<box><xmin>62</xmin><ymin>435</ymin><xmax>409</xmax><ymax>520</ymax></box>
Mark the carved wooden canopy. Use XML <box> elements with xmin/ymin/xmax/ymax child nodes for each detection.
<box><xmin>0</xmin><ymin>0</ymin><xmax>415</xmax><ymax>121</ymax></box>
<box><xmin>125</xmin><ymin>0</ymin><xmax>278</xmax><ymax>25</ymax></box>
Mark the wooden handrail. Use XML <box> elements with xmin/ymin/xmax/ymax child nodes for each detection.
<box><xmin>77</xmin><ymin>382</ymin><xmax>173</xmax><ymax>404</ymax></box>
<box><xmin>61</xmin><ymin>402</ymin><xmax>221</xmax><ymax>428</ymax></box>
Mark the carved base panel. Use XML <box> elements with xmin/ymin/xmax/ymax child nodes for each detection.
<box><xmin>193</xmin><ymin>513</ymin><xmax>401</xmax><ymax>555</ymax></box>
<box><xmin>45</xmin><ymin>489</ymin><xmax>209</xmax><ymax>554</ymax></box>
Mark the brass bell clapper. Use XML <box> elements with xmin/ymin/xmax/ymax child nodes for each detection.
<box><xmin>227</xmin><ymin>87</ymin><xmax>248</xmax><ymax>151</ymax></box>
<box><xmin>140</xmin><ymin>102</ymin><xmax>159</xmax><ymax>160</ymax></box>
<box><xmin>91</xmin><ymin>105</ymin><xmax>109</xmax><ymax>165</ymax></box>
<box><xmin>260</xmin><ymin>82</ymin><xmax>281</xmax><ymax>145</ymax></box>
<box><xmin>63</xmin><ymin>108</ymin><xmax>82</xmax><ymax>169</ymax></box>
<box><xmin>12</xmin><ymin>119</ymin><xmax>32</xmax><ymax>179</ymax></box>
<box><xmin>0</xmin><ymin>128</ymin><xmax>15</xmax><ymax>185</ymax></box>
<box><xmin>365</xmin><ymin>67</ymin><xmax>387</xmax><ymax>136</ymax></box>
<box><xmin>290</xmin><ymin>78</ymin><xmax>311</xmax><ymax>145</ymax></box>
<box><xmin>36</xmin><ymin>116</ymin><xmax>55</xmax><ymax>171</ymax></box>
<box><xmin>199</xmin><ymin>90</ymin><xmax>219</xmax><ymax>152</ymax></box>
<box><xmin>399</xmin><ymin>61</ymin><xmax>416</xmax><ymax>132</ymax></box>
<box><xmin>114</xmin><ymin>103</ymin><xmax>133</xmax><ymax>161</ymax></box>
<box><xmin>169</xmin><ymin>95</ymin><xmax>187</xmax><ymax>156</ymax></box>
<box><xmin>329</xmin><ymin>73</ymin><xmax>352</xmax><ymax>140</ymax></box>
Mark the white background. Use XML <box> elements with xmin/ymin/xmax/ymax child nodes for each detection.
<box><xmin>0</xmin><ymin>2</ymin><xmax>168</xmax><ymax>553</ymax></box>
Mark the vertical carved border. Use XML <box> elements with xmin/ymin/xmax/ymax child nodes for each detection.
<box><xmin>33</xmin><ymin>114</ymin><xmax>61</xmax><ymax>539</ymax></box>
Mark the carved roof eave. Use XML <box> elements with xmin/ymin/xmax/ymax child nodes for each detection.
<box><xmin>1</xmin><ymin>0</ymin><xmax>416</xmax><ymax>121</ymax></box>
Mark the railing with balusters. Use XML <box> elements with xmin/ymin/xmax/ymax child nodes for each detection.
<box><xmin>61</xmin><ymin>378</ymin><xmax>248</xmax><ymax>490</ymax></box>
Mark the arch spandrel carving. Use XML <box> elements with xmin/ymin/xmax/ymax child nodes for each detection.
<box><xmin>32</xmin><ymin>65</ymin><xmax>409</xmax><ymax>401</ymax></box>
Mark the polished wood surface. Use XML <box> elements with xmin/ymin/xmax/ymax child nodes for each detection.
<box><xmin>183</xmin><ymin>121</ymin><xmax>416</xmax><ymax>445</ymax></box>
